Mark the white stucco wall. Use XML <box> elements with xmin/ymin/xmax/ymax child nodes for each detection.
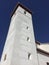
<box><xmin>1</xmin><ymin>5</ymin><xmax>38</xmax><ymax>65</ymax></box>
<box><xmin>11</xmin><ymin>7</ymin><xmax>39</xmax><ymax>65</ymax></box>
<box><xmin>37</xmin><ymin>53</ymin><xmax>49</xmax><ymax>65</ymax></box>
<box><xmin>37</xmin><ymin>44</ymin><xmax>49</xmax><ymax>53</ymax></box>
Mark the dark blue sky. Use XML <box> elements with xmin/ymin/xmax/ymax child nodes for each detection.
<box><xmin>0</xmin><ymin>0</ymin><xmax>49</xmax><ymax>59</ymax></box>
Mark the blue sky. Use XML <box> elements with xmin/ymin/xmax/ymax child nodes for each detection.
<box><xmin>0</xmin><ymin>0</ymin><xmax>49</xmax><ymax>59</ymax></box>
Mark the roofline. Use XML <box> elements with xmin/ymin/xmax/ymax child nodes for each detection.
<box><xmin>11</xmin><ymin>2</ymin><xmax>32</xmax><ymax>18</ymax></box>
<box><xmin>35</xmin><ymin>41</ymin><xmax>40</xmax><ymax>45</ymax></box>
<box><xmin>36</xmin><ymin>41</ymin><xmax>49</xmax><ymax>56</ymax></box>
<box><xmin>37</xmin><ymin>48</ymin><xmax>49</xmax><ymax>56</ymax></box>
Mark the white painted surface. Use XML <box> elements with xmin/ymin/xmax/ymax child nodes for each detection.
<box><xmin>37</xmin><ymin>44</ymin><xmax>49</xmax><ymax>53</ymax></box>
<box><xmin>1</xmin><ymin>4</ymin><xmax>49</xmax><ymax>65</ymax></box>
<box><xmin>37</xmin><ymin>43</ymin><xmax>49</xmax><ymax>65</ymax></box>
<box><xmin>1</xmin><ymin>5</ymin><xmax>38</xmax><ymax>65</ymax></box>
<box><xmin>37</xmin><ymin>53</ymin><xmax>49</xmax><ymax>65</ymax></box>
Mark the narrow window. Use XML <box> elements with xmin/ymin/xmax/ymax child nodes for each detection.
<box><xmin>4</xmin><ymin>54</ymin><xmax>7</xmax><ymax>61</ymax></box>
<box><xmin>27</xmin><ymin>37</ymin><xmax>30</xmax><ymax>42</ymax></box>
<box><xmin>24</xmin><ymin>10</ymin><xmax>26</xmax><ymax>14</ymax></box>
<box><xmin>26</xmin><ymin>26</ymin><xmax>29</xmax><ymax>30</ymax></box>
<box><xmin>28</xmin><ymin>53</ymin><xmax>31</xmax><ymax>60</ymax></box>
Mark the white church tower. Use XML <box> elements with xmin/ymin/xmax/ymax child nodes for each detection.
<box><xmin>1</xmin><ymin>3</ymin><xmax>39</xmax><ymax>65</ymax></box>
